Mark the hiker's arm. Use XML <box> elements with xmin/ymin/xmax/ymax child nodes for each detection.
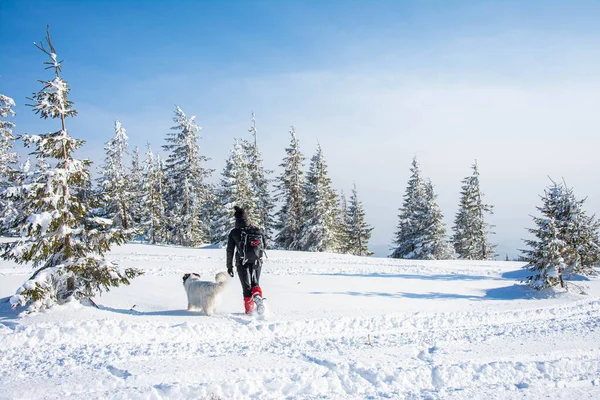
<box><xmin>226</xmin><ymin>232</ymin><xmax>235</xmax><ymax>269</ymax></box>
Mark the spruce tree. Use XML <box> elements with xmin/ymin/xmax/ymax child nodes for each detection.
<box><xmin>337</xmin><ymin>190</ymin><xmax>351</xmax><ymax>254</ymax></box>
<box><xmin>299</xmin><ymin>144</ymin><xmax>340</xmax><ymax>252</ymax></box>
<box><xmin>97</xmin><ymin>120</ymin><xmax>133</xmax><ymax>230</ymax></box>
<box><xmin>274</xmin><ymin>127</ymin><xmax>305</xmax><ymax>250</ymax></box>
<box><xmin>129</xmin><ymin>146</ymin><xmax>144</xmax><ymax>230</ymax></box>
<box><xmin>162</xmin><ymin>106</ymin><xmax>212</xmax><ymax>246</ymax></box>
<box><xmin>0</xmin><ymin>93</ymin><xmax>18</xmax><ymax>180</ymax></box>
<box><xmin>346</xmin><ymin>183</ymin><xmax>374</xmax><ymax>256</ymax></box>
<box><xmin>391</xmin><ymin>157</ymin><xmax>452</xmax><ymax>259</ymax></box>
<box><xmin>522</xmin><ymin>181</ymin><xmax>600</xmax><ymax>289</ymax></box>
<box><xmin>0</xmin><ymin>28</ymin><xmax>141</xmax><ymax>311</ymax></box>
<box><xmin>452</xmin><ymin>162</ymin><xmax>496</xmax><ymax>260</ymax></box>
<box><xmin>524</xmin><ymin>217</ymin><xmax>567</xmax><ymax>289</ymax></box>
<box><xmin>140</xmin><ymin>144</ymin><xmax>167</xmax><ymax>244</ymax></box>
<box><xmin>242</xmin><ymin>113</ymin><xmax>275</xmax><ymax>239</ymax></box>
<box><xmin>390</xmin><ymin>157</ymin><xmax>427</xmax><ymax>259</ymax></box>
<box><xmin>420</xmin><ymin>180</ymin><xmax>454</xmax><ymax>259</ymax></box>
<box><xmin>0</xmin><ymin>93</ymin><xmax>19</xmax><ymax>230</ymax></box>
<box><xmin>202</xmin><ymin>183</ymin><xmax>220</xmax><ymax>244</ymax></box>
<box><xmin>213</xmin><ymin>139</ymin><xmax>257</xmax><ymax>244</ymax></box>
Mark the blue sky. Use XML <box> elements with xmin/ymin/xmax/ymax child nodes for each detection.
<box><xmin>1</xmin><ymin>0</ymin><xmax>600</xmax><ymax>257</ymax></box>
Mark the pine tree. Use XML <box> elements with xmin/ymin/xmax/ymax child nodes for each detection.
<box><xmin>337</xmin><ymin>190</ymin><xmax>351</xmax><ymax>254</ymax></box>
<box><xmin>0</xmin><ymin>93</ymin><xmax>19</xmax><ymax>230</ymax></box>
<box><xmin>452</xmin><ymin>162</ymin><xmax>496</xmax><ymax>260</ymax></box>
<box><xmin>391</xmin><ymin>157</ymin><xmax>452</xmax><ymax>259</ymax></box>
<box><xmin>0</xmin><ymin>93</ymin><xmax>18</xmax><ymax>179</ymax></box>
<box><xmin>213</xmin><ymin>139</ymin><xmax>257</xmax><ymax>244</ymax></box>
<box><xmin>346</xmin><ymin>183</ymin><xmax>374</xmax><ymax>256</ymax></box>
<box><xmin>299</xmin><ymin>144</ymin><xmax>340</xmax><ymax>252</ymax></box>
<box><xmin>0</xmin><ymin>28</ymin><xmax>141</xmax><ymax>311</ymax></box>
<box><xmin>391</xmin><ymin>157</ymin><xmax>427</xmax><ymax>259</ymax></box>
<box><xmin>559</xmin><ymin>185</ymin><xmax>600</xmax><ymax>276</ymax></box>
<box><xmin>97</xmin><ymin>120</ymin><xmax>134</xmax><ymax>230</ymax></box>
<box><xmin>140</xmin><ymin>144</ymin><xmax>167</xmax><ymax>244</ymax></box>
<box><xmin>162</xmin><ymin>106</ymin><xmax>212</xmax><ymax>246</ymax></box>
<box><xmin>524</xmin><ymin>217</ymin><xmax>567</xmax><ymax>289</ymax></box>
<box><xmin>242</xmin><ymin>113</ymin><xmax>275</xmax><ymax>240</ymax></box>
<box><xmin>274</xmin><ymin>127</ymin><xmax>306</xmax><ymax>250</ymax></box>
<box><xmin>420</xmin><ymin>180</ymin><xmax>454</xmax><ymax>259</ymax></box>
<box><xmin>129</xmin><ymin>146</ymin><xmax>144</xmax><ymax>230</ymax></box>
<box><xmin>522</xmin><ymin>181</ymin><xmax>600</xmax><ymax>289</ymax></box>
<box><xmin>202</xmin><ymin>183</ymin><xmax>220</xmax><ymax>244</ymax></box>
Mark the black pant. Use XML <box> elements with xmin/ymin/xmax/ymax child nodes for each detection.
<box><xmin>236</xmin><ymin>261</ymin><xmax>261</xmax><ymax>298</ymax></box>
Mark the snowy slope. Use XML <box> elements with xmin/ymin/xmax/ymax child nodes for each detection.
<box><xmin>1</xmin><ymin>243</ymin><xmax>599</xmax><ymax>399</ymax></box>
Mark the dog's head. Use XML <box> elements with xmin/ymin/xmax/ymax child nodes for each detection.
<box><xmin>183</xmin><ymin>273</ymin><xmax>201</xmax><ymax>283</ymax></box>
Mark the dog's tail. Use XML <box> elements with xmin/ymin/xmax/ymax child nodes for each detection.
<box><xmin>215</xmin><ymin>272</ymin><xmax>230</xmax><ymax>284</ymax></box>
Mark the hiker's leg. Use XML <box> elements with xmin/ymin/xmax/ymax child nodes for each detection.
<box><xmin>236</xmin><ymin>264</ymin><xmax>252</xmax><ymax>298</ymax></box>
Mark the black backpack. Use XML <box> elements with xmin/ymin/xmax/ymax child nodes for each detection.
<box><xmin>238</xmin><ymin>226</ymin><xmax>264</xmax><ymax>264</ymax></box>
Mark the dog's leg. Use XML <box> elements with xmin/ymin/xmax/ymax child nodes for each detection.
<box><xmin>204</xmin><ymin>296</ymin><xmax>215</xmax><ymax>316</ymax></box>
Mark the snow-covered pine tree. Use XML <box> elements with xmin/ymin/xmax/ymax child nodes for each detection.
<box><xmin>298</xmin><ymin>143</ymin><xmax>340</xmax><ymax>252</ymax></box>
<box><xmin>129</xmin><ymin>146</ymin><xmax>144</xmax><ymax>230</ymax></box>
<box><xmin>2</xmin><ymin>159</ymin><xmax>32</xmax><ymax>234</ymax></box>
<box><xmin>523</xmin><ymin>217</ymin><xmax>567</xmax><ymax>289</ymax></box>
<box><xmin>337</xmin><ymin>190</ymin><xmax>351</xmax><ymax>254</ymax></box>
<box><xmin>558</xmin><ymin>184</ymin><xmax>600</xmax><ymax>276</ymax></box>
<box><xmin>201</xmin><ymin>182</ymin><xmax>219</xmax><ymax>243</ymax></box>
<box><xmin>390</xmin><ymin>157</ymin><xmax>427</xmax><ymax>259</ymax></box>
<box><xmin>140</xmin><ymin>144</ymin><xmax>167</xmax><ymax>244</ymax></box>
<box><xmin>420</xmin><ymin>180</ymin><xmax>454</xmax><ymax>259</ymax></box>
<box><xmin>274</xmin><ymin>127</ymin><xmax>306</xmax><ymax>250</ymax></box>
<box><xmin>0</xmin><ymin>93</ymin><xmax>19</xmax><ymax>230</ymax></box>
<box><xmin>452</xmin><ymin>162</ymin><xmax>496</xmax><ymax>260</ymax></box>
<box><xmin>0</xmin><ymin>93</ymin><xmax>18</xmax><ymax>180</ymax></box>
<box><xmin>213</xmin><ymin>139</ymin><xmax>258</xmax><ymax>245</ymax></box>
<box><xmin>390</xmin><ymin>157</ymin><xmax>452</xmax><ymax>259</ymax></box>
<box><xmin>0</xmin><ymin>28</ymin><xmax>142</xmax><ymax>311</ymax></box>
<box><xmin>97</xmin><ymin>120</ymin><xmax>134</xmax><ymax>230</ymax></box>
<box><xmin>346</xmin><ymin>183</ymin><xmax>374</xmax><ymax>256</ymax></box>
<box><xmin>162</xmin><ymin>106</ymin><xmax>212</xmax><ymax>246</ymax></box>
<box><xmin>242</xmin><ymin>113</ymin><xmax>275</xmax><ymax>240</ymax></box>
<box><xmin>522</xmin><ymin>181</ymin><xmax>600</xmax><ymax>289</ymax></box>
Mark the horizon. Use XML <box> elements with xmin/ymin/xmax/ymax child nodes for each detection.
<box><xmin>1</xmin><ymin>0</ymin><xmax>599</xmax><ymax>259</ymax></box>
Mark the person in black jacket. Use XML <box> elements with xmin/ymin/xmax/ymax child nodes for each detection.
<box><xmin>226</xmin><ymin>206</ymin><xmax>266</xmax><ymax>315</ymax></box>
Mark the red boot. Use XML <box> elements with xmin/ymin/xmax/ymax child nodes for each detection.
<box><xmin>251</xmin><ymin>286</ymin><xmax>263</xmax><ymax>298</ymax></box>
<box><xmin>251</xmin><ymin>286</ymin><xmax>265</xmax><ymax>316</ymax></box>
<box><xmin>244</xmin><ymin>297</ymin><xmax>255</xmax><ymax>314</ymax></box>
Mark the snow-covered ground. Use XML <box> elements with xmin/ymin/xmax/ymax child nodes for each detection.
<box><xmin>1</xmin><ymin>243</ymin><xmax>599</xmax><ymax>399</ymax></box>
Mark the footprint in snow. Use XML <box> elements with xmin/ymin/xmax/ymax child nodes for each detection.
<box><xmin>107</xmin><ymin>365</ymin><xmax>132</xmax><ymax>380</ymax></box>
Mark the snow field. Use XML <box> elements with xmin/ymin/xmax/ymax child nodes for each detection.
<box><xmin>1</xmin><ymin>244</ymin><xmax>599</xmax><ymax>399</ymax></box>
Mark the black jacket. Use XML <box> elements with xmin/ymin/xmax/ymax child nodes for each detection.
<box><xmin>226</xmin><ymin>224</ymin><xmax>266</xmax><ymax>269</ymax></box>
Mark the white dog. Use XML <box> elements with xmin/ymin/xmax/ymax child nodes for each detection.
<box><xmin>182</xmin><ymin>272</ymin><xmax>230</xmax><ymax>315</ymax></box>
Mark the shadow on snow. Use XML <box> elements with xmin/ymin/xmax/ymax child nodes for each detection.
<box><xmin>311</xmin><ymin>284</ymin><xmax>550</xmax><ymax>301</ymax></box>
<box><xmin>97</xmin><ymin>305</ymin><xmax>209</xmax><ymax>317</ymax></box>
<box><xmin>319</xmin><ymin>272</ymin><xmax>505</xmax><ymax>281</ymax></box>
<box><xmin>0</xmin><ymin>296</ymin><xmax>21</xmax><ymax>329</ymax></box>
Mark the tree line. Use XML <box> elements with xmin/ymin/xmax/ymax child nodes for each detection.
<box><xmin>0</xmin><ymin>28</ymin><xmax>598</xmax><ymax>312</ymax></box>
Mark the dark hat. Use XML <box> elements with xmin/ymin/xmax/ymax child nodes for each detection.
<box><xmin>234</xmin><ymin>206</ymin><xmax>248</xmax><ymax>228</ymax></box>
